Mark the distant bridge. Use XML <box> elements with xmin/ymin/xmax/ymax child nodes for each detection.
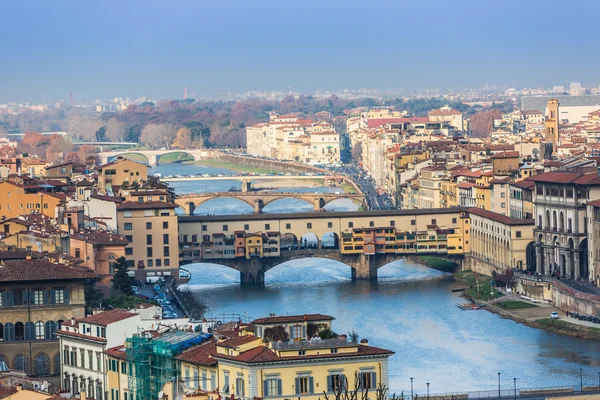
<box><xmin>161</xmin><ymin>175</ymin><xmax>342</xmax><ymax>183</ymax></box>
<box><xmin>98</xmin><ymin>149</ymin><xmax>213</xmax><ymax>165</ymax></box>
<box><xmin>175</xmin><ymin>192</ymin><xmax>366</xmax><ymax>214</ymax></box>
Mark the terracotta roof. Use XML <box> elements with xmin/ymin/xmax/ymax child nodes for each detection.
<box><xmin>104</xmin><ymin>345</ymin><xmax>128</xmax><ymax>360</ymax></box>
<box><xmin>468</xmin><ymin>207</ymin><xmax>535</xmax><ymax>226</ymax></box>
<box><xmin>253</xmin><ymin>314</ymin><xmax>334</xmax><ymax>325</ymax></box>
<box><xmin>527</xmin><ymin>171</ymin><xmax>600</xmax><ymax>185</ymax></box>
<box><xmin>0</xmin><ymin>250</ymin><xmax>43</xmax><ymax>260</ymax></box>
<box><xmin>458</xmin><ymin>182</ymin><xmax>475</xmax><ymax>189</ymax></box>
<box><xmin>491</xmin><ymin>151</ymin><xmax>520</xmax><ymax>159</ymax></box>
<box><xmin>175</xmin><ymin>339</ymin><xmax>218</xmax><ymax>366</ymax></box>
<box><xmin>117</xmin><ymin>201</ymin><xmax>178</xmax><ymax>210</ymax></box>
<box><xmin>128</xmin><ymin>190</ymin><xmax>168</xmax><ymax>196</ymax></box>
<box><xmin>76</xmin><ymin>309</ymin><xmax>137</xmax><ymax>326</ymax></box>
<box><xmin>511</xmin><ymin>180</ymin><xmax>535</xmax><ymax>189</ymax></box>
<box><xmin>70</xmin><ymin>230</ymin><xmax>129</xmax><ymax>246</ymax></box>
<box><xmin>90</xmin><ymin>193</ymin><xmax>124</xmax><ymax>203</ymax></box>
<box><xmin>0</xmin><ymin>259</ymin><xmax>96</xmax><ymax>282</ymax></box>
<box><xmin>218</xmin><ymin>335</ymin><xmax>261</xmax><ymax>348</ymax></box>
<box><xmin>214</xmin><ymin>343</ymin><xmax>393</xmax><ymax>364</ymax></box>
<box><xmin>367</xmin><ymin>117</ymin><xmax>429</xmax><ymax>129</ymax></box>
<box><xmin>96</xmin><ymin>158</ymin><xmax>149</xmax><ymax>170</ymax></box>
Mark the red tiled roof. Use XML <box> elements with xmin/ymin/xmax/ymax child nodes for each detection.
<box><xmin>214</xmin><ymin>343</ymin><xmax>393</xmax><ymax>364</ymax></box>
<box><xmin>468</xmin><ymin>207</ymin><xmax>535</xmax><ymax>226</ymax></box>
<box><xmin>117</xmin><ymin>201</ymin><xmax>178</xmax><ymax>210</ymax></box>
<box><xmin>104</xmin><ymin>345</ymin><xmax>128</xmax><ymax>360</ymax></box>
<box><xmin>252</xmin><ymin>314</ymin><xmax>334</xmax><ymax>325</ymax></box>
<box><xmin>90</xmin><ymin>193</ymin><xmax>124</xmax><ymax>203</ymax></box>
<box><xmin>491</xmin><ymin>151</ymin><xmax>519</xmax><ymax>159</ymax></box>
<box><xmin>366</xmin><ymin>117</ymin><xmax>429</xmax><ymax>129</ymax></box>
<box><xmin>70</xmin><ymin>230</ymin><xmax>129</xmax><ymax>246</ymax></box>
<box><xmin>77</xmin><ymin>309</ymin><xmax>137</xmax><ymax>326</ymax></box>
<box><xmin>128</xmin><ymin>190</ymin><xmax>169</xmax><ymax>196</ymax></box>
<box><xmin>0</xmin><ymin>259</ymin><xmax>96</xmax><ymax>282</ymax></box>
<box><xmin>458</xmin><ymin>182</ymin><xmax>475</xmax><ymax>189</ymax></box>
<box><xmin>175</xmin><ymin>340</ymin><xmax>218</xmax><ymax>366</ymax></box>
<box><xmin>218</xmin><ymin>335</ymin><xmax>261</xmax><ymax>348</ymax></box>
<box><xmin>429</xmin><ymin>108</ymin><xmax>461</xmax><ymax>115</ymax></box>
<box><xmin>511</xmin><ymin>180</ymin><xmax>536</xmax><ymax>189</ymax></box>
<box><xmin>527</xmin><ymin>171</ymin><xmax>600</xmax><ymax>185</ymax></box>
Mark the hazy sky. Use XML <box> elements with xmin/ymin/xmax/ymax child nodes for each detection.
<box><xmin>2</xmin><ymin>0</ymin><xmax>599</xmax><ymax>102</ymax></box>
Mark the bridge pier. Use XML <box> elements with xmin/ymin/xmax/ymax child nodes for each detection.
<box><xmin>254</xmin><ymin>200</ymin><xmax>264</xmax><ymax>213</ymax></box>
<box><xmin>314</xmin><ymin>198</ymin><xmax>325</xmax><ymax>210</ymax></box>
<box><xmin>347</xmin><ymin>254</ymin><xmax>378</xmax><ymax>280</ymax></box>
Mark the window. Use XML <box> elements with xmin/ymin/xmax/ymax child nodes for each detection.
<box><xmin>236</xmin><ymin>376</ymin><xmax>245</xmax><ymax>396</ymax></box>
<box><xmin>348</xmin><ymin>222</ymin><xmax>353</xmax><ymax>228</ymax></box>
<box><xmin>146</xmin><ymin>235</ymin><xmax>153</xmax><ymax>245</ymax></box>
<box><xmin>431</xmin><ymin>219</ymin><xmax>437</xmax><ymax>225</ymax></box>
<box><xmin>329</xmin><ymin>374</ymin><xmax>346</xmax><ymax>392</ymax></box>
<box><xmin>35</xmin><ymin>321</ymin><xmax>45</xmax><ymax>339</ymax></box>
<box><xmin>501</xmin><ymin>202</ymin><xmax>505</xmax><ymax>208</ymax></box>
<box><xmin>123</xmin><ymin>210</ymin><xmax>132</xmax><ymax>218</ymax></box>
<box><xmin>89</xmin><ymin>351</ymin><xmax>94</xmax><ymax>371</ymax></box>
<box><xmin>146</xmin><ymin>222</ymin><xmax>152</xmax><ymax>230</ymax></box>
<box><xmin>516</xmin><ymin>231</ymin><xmax>522</xmax><ymax>238</ymax></box>
<box><xmin>121</xmin><ymin>361</ymin><xmax>127</xmax><ymax>374</ymax></box>
<box><xmin>192</xmin><ymin>234</ymin><xmax>198</xmax><ymax>242</ymax></box>
<box><xmin>125</xmin><ymin>235</ymin><xmax>133</xmax><ymax>243</ymax></box>
<box><xmin>202</xmin><ymin>225</ymin><xmax>207</xmax><ymax>231</ymax></box>
<box><xmin>297</xmin><ymin>376</ymin><xmax>313</xmax><ymax>394</ymax></box>
<box><xmin>501</xmin><ymin>192</ymin><xmax>505</xmax><ymax>198</ymax></box>
<box><xmin>147</xmin><ymin>259</ymin><xmax>153</xmax><ymax>267</ymax></box>
<box><xmin>15</xmin><ymin>322</ymin><xmax>24</xmax><ymax>341</ymax></box>
<box><xmin>369</xmin><ymin>221</ymin><xmax>374</xmax><ymax>227</ymax></box>
<box><xmin>34</xmin><ymin>290</ymin><xmax>44</xmax><ymax>305</ymax></box>
<box><xmin>285</xmin><ymin>223</ymin><xmax>291</xmax><ymax>229</ymax></box>
<box><xmin>164</xmin><ymin>247</ymin><xmax>170</xmax><ymax>257</ymax></box>
<box><xmin>307</xmin><ymin>223</ymin><xmax>312</xmax><ymax>229</ymax></box>
<box><xmin>358</xmin><ymin>372</ymin><xmax>376</xmax><ymax>389</ymax></box>
<box><xmin>452</xmin><ymin>218</ymin><xmax>457</xmax><ymax>224</ymax></box>
<box><xmin>328</xmin><ymin>222</ymin><xmax>333</xmax><ymax>228</ymax></box>
<box><xmin>124</xmin><ymin>223</ymin><xmax>132</xmax><ymax>231</ymax></box>
<box><xmin>223</xmin><ymin>372</ymin><xmax>230</xmax><ymax>393</ymax></box>
<box><xmin>156</xmin><ymin>259</ymin><xmax>162</xmax><ymax>267</ymax></box>
<box><xmin>223</xmin><ymin>225</ymin><xmax>228</xmax><ymax>231</ymax></box>
<box><xmin>75</xmin><ymin>249</ymin><xmax>81</xmax><ymax>258</ymax></box>
<box><xmin>265</xmin><ymin>377</ymin><xmax>281</xmax><ymax>397</ymax></box>
<box><xmin>125</xmin><ymin>248</ymin><xmax>133</xmax><ymax>255</ymax></box>
<box><xmin>331</xmin><ymin>348</ymin><xmax>338</xmax><ymax>353</ymax></box>
<box><xmin>144</xmin><ymin>209</ymin><xmax>153</xmax><ymax>217</ymax></box>
<box><xmin>411</xmin><ymin>220</ymin><xmax>416</xmax><ymax>226</ymax></box>
<box><xmin>390</xmin><ymin>220</ymin><xmax>395</xmax><ymax>227</ymax></box>
<box><xmin>147</xmin><ymin>247</ymin><xmax>153</xmax><ymax>257</ymax></box>
<box><xmin>163</xmin><ymin>221</ymin><xmax>169</xmax><ymax>229</ymax></box>
<box><xmin>244</xmin><ymin>224</ymin><xmax>250</xmax><ymax>230</ymax></box>
<box><xmin>164</xmin><ymin>259</ymin><xmax>170</xmax><ymax>266</ymax></box>
<box><xmin>163</xmin><ymin>234</ymin><xmax>169</xmax><ymax>245</ymax></box>
<box><xmin>265</xmin><ymin>224</ymin><xmax>270</xmax><ymax>230</ymax></box>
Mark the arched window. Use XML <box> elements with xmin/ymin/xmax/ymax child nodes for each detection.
<box><xmin>108</xmin><ymin>254</ymin><xmax>117</xmax><ymax>274</ymax></box>
<box><xmin>546</xmin><ymin>210</ymin><xmax>551</xmax><ymax>228</ymax></box>
<box><xmin>24</xmin><ymin>322</ymin><xmax>35</xmax><ymax>341</ymax></box>
<box><xmin>34</xmin><ymin>352</ymin><xmax>50</xmax><ymax>376</ymax></box>
<box><xmin>35</xmin><ymin>322</ymin><xmax>45</xmax><ymax>340</ymax></box>
<box><xmin>63</xmin><ymin>374</ymin><xmax>71</xmax><ymax>392</ymax></box>
<box><xmin>0</xmin><ymin>323</ymin><xmax>3</xmax><ymax>342</ymax></box>
<box><xmin>72</xmin><ymin>375</ymin><xmax>79</xmax><ymax>394</ymax></box>
<box><xmin>3</xmin><ymin>323</ymin><xmax>14</xmax><ymax>341</ymax></box>
<box><xmin>14</xmin><ymin>322</ymin><xmax>24</xmax><ymax>341</ymax></box>
<box><xmin>46</xmin><ymin>321</ymin><xmax>57</xmax><ymax>340</ymax></box>
<box><xmin>552</xmin><ymin>211</ymin><xmax>557</xmax><ymax>230</ymax></box>
<box><xmin>13</xmin><ymin>353</ymin><xmax>28</xmax><ymax>372</ymax></box>
<box><xmin>0</xmin><ymin>353</ymin><xmax>8</xmax><ymax>368</ymax></box>
<box><xmin>560</xmin><ymin>212</ymin><xmax>565</xmax><ymax>231</ymax></box>
<box><xmin>80</xmin><ymin>377</ymin><xmax>87</xmax><ymax>394</ymax></box>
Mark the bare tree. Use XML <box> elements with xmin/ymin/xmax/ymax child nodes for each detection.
<box><xmin>140</xmin><ymin>123</ymin><xmax>179</xmax><ymax>149</ymax></box>
<box><xmin>105</xmin><ymin>118</ymin><xmax>129</xmax><ymax>142</ymax></box>
<box><xmin>67</xmin><ymin>115</ymin><xmax>102</xmax><ymax>141</ymax></box>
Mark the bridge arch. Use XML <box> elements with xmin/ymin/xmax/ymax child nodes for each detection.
<box><xmin>280</xmin><ymin>233</ymin><xmax>299</xmax><ymax>251</ymax></box>
<box><xmin>178</xmin><ymin>197</ymin><xmax>257</xmax><ymax>215</ymax></box>
<box><xmin>155</xmin><ymin>151</ymin><xmax>197</xmax><ymax>164</ymax></box>
<box><xmin>300</xmin><ymin>232</ymin><xmax>319</xmax><ymax>249</ymax></box>
<box><xmin>320</xmin><ymin>197</ymin><xmax>365</xmax><ymax>210</ymax></box>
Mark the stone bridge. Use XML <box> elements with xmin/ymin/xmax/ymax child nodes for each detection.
<box><xmin>98</xmin><ymin>149</ymin><xmax>213</xmax><ymax>165</ymax></box>
<box><xmin>183</xmin><ymin>249</ymin><xmax>461</xmax><ymax>284</ymax></box>
<box><xmin>175</xmin><ymin>192</ymin><xmax>366</xmax><ymax>214</ymax></box>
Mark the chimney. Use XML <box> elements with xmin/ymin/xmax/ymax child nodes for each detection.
<box><xmin>360</xmin><ymin>338</ymin><xmax>369</xmax><ymax>346</ymax></box>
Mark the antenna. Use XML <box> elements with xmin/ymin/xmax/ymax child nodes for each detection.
<box><xmin>70</xmin><ymin>91</ymin><xmax>74</xmax><ymax>108</ymax></box>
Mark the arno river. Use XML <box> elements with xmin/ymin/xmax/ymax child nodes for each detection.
<box><xmin>152</xmin><ymin>164</ymin><xmax>600</xmax><ymax>394</ymax></box>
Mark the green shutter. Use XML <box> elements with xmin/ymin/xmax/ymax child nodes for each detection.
<box><xmin>371</xmin><ymin>372</ymin><xmax>376</xmax><ymax>389</ymax></box>
<box><xmin>309</xmin><ymin>377</ymin><xmax>314</xmax><ymax>394</ymax></box>
<box><xmin>295</xmin><ymin>377</ymin><xmax>300</xmax><ymax>395</ymax></box>
<box><xmin>50</xmin><ymin>290</ymin><xmax>56</xmax><ymax>304</ymax></box>
<box><xmin>277</xmin><ymin>379</ymin><xmax>282</xmax><ymax>396</ymax></box>
<box><xmin>327</xmin><ymin>376</ymin><xmax>332</xmax><ymax>392</ymax></box>
<box><xmin>64</xmin><ymin>289</ymin><xmax>70</xmax><ymax>304</ymax></box>
<box><xmin>263</xmin><ymin>380</ymin><xmax>269</xmax><ymax>397</ymax></box>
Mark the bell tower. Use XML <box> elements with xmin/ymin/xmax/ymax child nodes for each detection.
<box><xmin>545</xmin><ymin>99</ymin><xmax>559</xmax><ymax>144</ymax></box>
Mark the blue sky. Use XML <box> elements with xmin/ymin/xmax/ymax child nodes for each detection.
<box><xmin>1</xmin><ymin>0</ymin><xmax>599</xmax><ymax>102</ymax></box>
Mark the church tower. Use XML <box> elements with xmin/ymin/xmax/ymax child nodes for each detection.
<box><xmin>545</xmin><ymin>99</ymin><xmax>559</xmax><ymax>144</ymax></box>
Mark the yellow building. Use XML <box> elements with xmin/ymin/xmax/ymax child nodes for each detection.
<box><xmin>467</xmin><ymin>207</ymin><xmax>535</xmax><ymax>275</ymax></box>
<box><xmin>105</xmin><ymin>345</ymin><xmax>130</xmax><ymax>400</ymax></box>
<box><xmin>213</xmin><ymin>334</ymin><xmax>393</xmax><ymax>400</ymax></box>
<box><xmin>117</xmin><ymin>190</ymin><xmax>179</xmax><ymax>277</ymax></box>
<box><xmin>176</xmin><ymin>340</ymin><xmax>219</xmax><ymax>394</ymax></box>
<box><xmin>252</xmin><ymin>314</ymin><xmax>334</xmax><ymax>341</ymax></box>
<box><xmin>96</xmin><ymin>157</ymin><xmax>149</xmax><ymax>194</ymax></box>
<box><xmin>0</xmin><ymin>181</ymin><xmax>65</xmax><ymax>220</ymax></box>
<box><xmin>440</xmin><ymin>180</ymin><xmax>458</xmax><ymax>208</ymax></box>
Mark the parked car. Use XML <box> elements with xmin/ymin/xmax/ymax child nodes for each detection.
<box><xmin>550</xmin><ymin>311</ymin><xmax>559</xmax><ymax>319</ymax></box>
<box><xmin>162</xmin><ymin>311</ymin><xmax>178</xmax><ymax>319</ymax></box>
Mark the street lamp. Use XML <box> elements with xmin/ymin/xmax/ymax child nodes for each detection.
<box><xmin>427</xmin><ymin>382</ymin><xmax>430</xmax><ymax>400</ymax></box>
<box><xmin>513</xmin><ymin>378</ymin><xmax>517</xmax><ymax>400</ymax></box>
<box><xmin>410</xmin><ymin>377</ymin><xmax>414</xmax><ymax>400</ymax></box>
<box><xmin>597</xmin><ymin>372</ymin><xmax>600</xmax><ymax>393</ymax></box>
<box><xmin>580</xmin><ymin>368</ymin><xmax>583</xmax><ymax>392</ymax></box>
<box><xmin>498</xmin><ymin>373</ymin><xmax>501</xmax><ymax>399</ymax></box>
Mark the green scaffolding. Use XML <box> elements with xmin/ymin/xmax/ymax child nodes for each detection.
<box><xmin>126</xmin><ymin>333</ymin><xmax>178</xmax><ymax>400</ymax></box>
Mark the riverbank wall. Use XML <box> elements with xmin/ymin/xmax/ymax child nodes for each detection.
<box><xmin>515</xmin><ymin>275</ymin><xmax>600</xmax><ymax>315</ymax></box>
<box><xmin>463</xmin><ymin>254</ymin><xmax>507</xmax><ymax>276</ymax></box>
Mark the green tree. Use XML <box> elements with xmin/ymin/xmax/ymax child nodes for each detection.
<box><xmin>84</xmin><ymin>278</ymin><xmax>104</xmax><ymax>314</ymax></box>
<box><xmin>111</xmin><ymin>256</ymin><xmax>133</xmax><ymax>295</ymax></box>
